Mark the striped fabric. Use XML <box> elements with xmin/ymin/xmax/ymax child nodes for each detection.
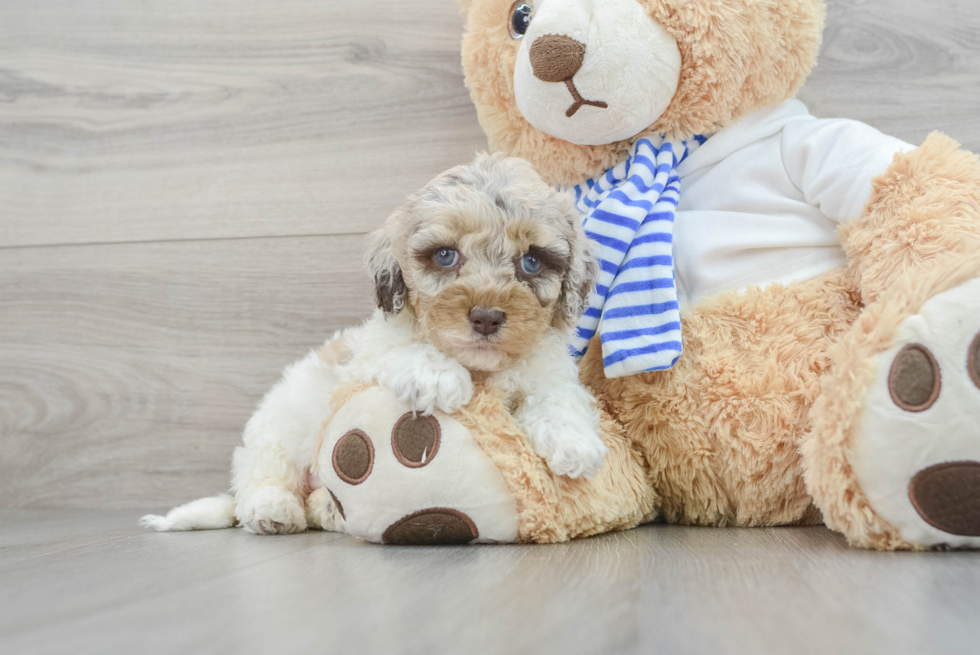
<box><xmin>568</xmin><ymin>135</ymin><xmax>706</xmax><ymax>378</ymax></box>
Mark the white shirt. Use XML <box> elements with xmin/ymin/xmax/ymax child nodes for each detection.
<box><xmin>673</xmin><ymin>99</ymin><xmax>914</xmax><ymax>308</ymax></box>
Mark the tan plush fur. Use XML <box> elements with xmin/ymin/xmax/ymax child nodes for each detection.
<box><xmin>581</xmin><ymin>268</ymin><xmax>860</xmax><ymax>527</ymax></box>
<box><xmin>454</xmin><ymin>0</ymin><xmax>980</xmax><ymax>549</ymax></box>
<box><xmin>799</xmin><ymin>135</ymin><xmax>980</xmax><ymax>549</ymax></box>
<box><xmin>461</xmin><ymin>0</ymin><xmax>825</xmax><ymax>186</ymax></box>
<box><xmin>802</xmin><ymin>243</ymin><xmax>980</xmax><ymax>550</ymax></box>
<box><xmin>577</xmin><ymin>141</ymin><xmax>980</xmax><ymax>543</ymax></box>
<box><xmin>841</xmin><ymin>133</ymin><xmax>980</xmax><ymax>303</ymax></box>
<box><xmin>455</xmin><ymin>386</ymin><xmax>656</xmax><ymax>543</ymax></box>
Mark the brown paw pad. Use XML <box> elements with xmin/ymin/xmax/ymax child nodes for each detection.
<box><xmin>382</xmin><ymin>508</ymin><xmax>478</xmax><ymax>545</ymax></box>
<box><xmin>888</xmin><ymin>344</ymin><xmax>941</xmax><ymax>412</ymax></box>
<box><xmin>333</xmin><ymin>429</ymin><xmax>374</xmax><ymax>485</ymax></box>
<box><xmin>391</xmin><ymin>413</ymin><xmax>441</xmax><ymax>468</ymax></box>
<box><xmin>909</xmin><ymin>462</ymin><xmax>980</xmax><ymax>537</ymax></box>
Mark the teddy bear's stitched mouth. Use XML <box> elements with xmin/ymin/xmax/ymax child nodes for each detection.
<box><xmin>563</xmin><ymin>78</ymin><xmax>608</xmax><ymax>118</ymax></box>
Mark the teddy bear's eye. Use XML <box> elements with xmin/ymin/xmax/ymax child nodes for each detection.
<box><xmin>509</xmin><ymin>3</ymin><xmax>533</xmax><ymax>39</ymax></box>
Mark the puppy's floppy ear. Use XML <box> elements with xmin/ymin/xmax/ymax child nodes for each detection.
<box><xmin>364</xmin><ymin>211</ymin><xmax>407</xmax><ymax>316</ymax></box>
<box><xmin>554</xmin><ymin>202</ymin><xmax>600</xmax><ymax>331</ymax></box>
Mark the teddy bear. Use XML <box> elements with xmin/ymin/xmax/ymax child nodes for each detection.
<box><xmin>304</xmin><ymin>0</ymin><xmax>980</xmax><ymax>550</ymax></box>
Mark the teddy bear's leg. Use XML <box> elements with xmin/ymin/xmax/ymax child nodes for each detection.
<box><xmin>580</xmin><ymin>269</ymin><xmax>863</xmax><ymax>528</ymax></box>
<box><xmin>314</xmin><ymin>384</ymin><xmax>653</xmax><ymax>544</ymax></box>
<box><xmin>802</xmin><ymin>244</ymin><xmax>980</xmax><ymax>550</ymax></box>
<box><xmin>800</xmin><ymin>135</ymin><xmax>980</xmax><ymax>549</ymax></box>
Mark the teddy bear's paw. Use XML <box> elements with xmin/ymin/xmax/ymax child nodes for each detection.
<box><xmin>237</xmin><ymin>486</ymin><xmax>308</xmax><ymax>535</ymax></box>
<box><xmin>377</xmin><ymin>349</ymin><xmax>474</xmax><ymax>416</ymax></box>
<box><xmin>315</xmin><ymin>386</ymin><xmax>518</xmax><ymax>544</ymax></box>
<box><xmin>853</xmin><ymin>277</ymin><xmax>980</xmax><ymax>548</ymax></box>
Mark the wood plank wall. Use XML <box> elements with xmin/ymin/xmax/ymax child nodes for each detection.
<box><xmin>2</xmin><ymin>0</ymin><xmax>979</xmax><ymax>508</ymax></box>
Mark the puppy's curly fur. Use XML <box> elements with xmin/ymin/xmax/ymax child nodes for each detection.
<box><xmin>142</xmin><ymin>154</ymin><xmax>607</xmax><ymax>535</ymax></box>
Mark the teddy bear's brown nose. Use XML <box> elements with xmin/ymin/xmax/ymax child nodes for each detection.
<box><xmin>908</xmin><ymin>461</ymin><xmax>980</xmax><ymax>537</ymax></box>
<box><xmin>529</xmin><ymin>34</ymin><xmax>587</xmax><ymax>83</ymax></box>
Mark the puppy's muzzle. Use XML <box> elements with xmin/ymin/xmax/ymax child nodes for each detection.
<box><xmin>469</xmin><ymin>307</ymin><xmax>507</xmax><ymax>336</ymax></box>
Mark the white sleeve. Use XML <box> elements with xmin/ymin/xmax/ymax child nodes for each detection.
<box><xmin>781</xmin><ymin>117</ymin><xmax>915</xmax><ymax>224</ymax></box>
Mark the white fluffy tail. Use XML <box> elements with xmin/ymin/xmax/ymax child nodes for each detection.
<box><xmin>140</xmin><ymin>494</ymin><xmax>237</xmax><ymax>532</ymax></box>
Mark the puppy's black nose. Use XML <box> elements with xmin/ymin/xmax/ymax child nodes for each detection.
<box><xmin>469</xmin><ymin>307</ymin><xmax>506</xmax><ymax>336</ymax></box>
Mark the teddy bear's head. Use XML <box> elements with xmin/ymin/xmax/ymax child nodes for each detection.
<box><xmin>460</xmin><ymin>0</ymin><xmax>826</xmax><ymax>186</ymax></box>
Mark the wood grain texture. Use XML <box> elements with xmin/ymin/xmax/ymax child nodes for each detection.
<box><xmin>1</xmin><ymin>514</ymin><xmax>979</xmax><ymax>655</ymax></box>
<box><xmin>0</xmin><ymin>236</ymin><xmax>373</xmax><ymax>508</ymax></box>
<box><xmin>0</xmin><ymin>0</ymin><xmax>487</xmax><ymax>247</ymax></box>
<box><xmin>799</xmin><ymin>0</ymin><xmax>980</xmax><ymax>152</ymax></box>
<box><xmin>2</xmin><ymin>0</ymin><xmax>980</xmax><ymax>510</ymax></box>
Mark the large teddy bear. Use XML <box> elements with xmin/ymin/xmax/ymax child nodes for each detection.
<box><xmin>305</xmin><ymin>0</ymin><xmax>980</xmax><ymax>550</ymax></box>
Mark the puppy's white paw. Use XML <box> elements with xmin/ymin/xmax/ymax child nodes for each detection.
<box><xmin>378</xmin><ymin>346</ymin><xmax>474</xmax><ymax>415</ymax></box>
<box><xmin>305</xmin><ymin>486</ymin><xmax>343</xmax><ymax>533</ymax></box>
<box><xmin>524</xmin><ymin>419</ymin><xmax>609</xmax><ymax>480</ymax></box>
<box><xmin>237</xmin><ymin>486</ymin><xmax>307</xmax><ymax>535</ymax></box>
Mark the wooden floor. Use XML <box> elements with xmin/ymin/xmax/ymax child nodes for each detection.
<box><xmin>3</xmin><ymin>1</ymin><xmax>980</xmax><ymax>652</ymax></box>
<box><xmin>1</xmin><ymin>511</ymin><xmax>979</xmax><ymax>655</ymax></box>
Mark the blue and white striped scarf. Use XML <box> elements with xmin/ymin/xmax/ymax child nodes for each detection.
<box><xmin>569</xmin><ymin>135</ymin><xmax>705</xmax><ymax>378</ymax></box>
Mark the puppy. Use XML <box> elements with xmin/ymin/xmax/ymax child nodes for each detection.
<box><xmin>142</xmin><ymin>154</ymin><xmax>607</xmax><ymax>535</ymax></box>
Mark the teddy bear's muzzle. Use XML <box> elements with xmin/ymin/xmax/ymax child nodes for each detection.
<box><xmin>529</xmin><ymin>34</ymin><xmax>585</xmax><ymax>83</ymax></box>
<box><xmin>510</xmin><ymin>0</ymin><xmax>681</xmax><ymax>146</ymax></box>
<box><xmin>528</xmin><ymin>34</ymin><xmax>608</xmax><ymax>118</ymax></box>
<box><xmin>908</xmin><ymin>462</ymin><xmax>980</xmax><ymax>537</ymax></box>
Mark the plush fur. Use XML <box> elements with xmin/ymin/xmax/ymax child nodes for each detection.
<box><xmin>578</xmin><ymin>136</ymin><xmax>980</xmax><ymax>534</ymax></box>
<box><xmin>800</xmin><ymin>133</ymin><xmax>980</xmax><ymax>549</ymax></box>
<box><xmin>841</xmin><ymin>133</ymin><xmax>980</xmax><ymax>303</ymax></box>
<box><xmin>802</xmin><ymin>243</ymin><xmax>980</xmax><ymax>550</ymax></box>
<box><xmin>453</xmin><ymin>386</ymin><xmax>656</xmax><ymax>542</ymax></box>
<box><xmin>581</xmin><ymin>268</ymin><xmax>859</xmax><ymax>527</ymax></box>
<box><xmin>459</xmin><ymin>0</ymin><xmax>980</xmax><ymax>549</ymax></box>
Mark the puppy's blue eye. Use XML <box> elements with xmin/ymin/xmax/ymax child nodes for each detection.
<box><xmin>434</xmin><ymin>248</ymin><xmax>459</xmax><ymax>268</ymax></box>
<box><xmin>520</xmin><ymin>254</ymin><xmax>542</xmax><ymax>275</ymax></box>
<box><xmin>509</xmin><ymin>3</ymin><xmax>533</xmax><ymax>39</ymax></box>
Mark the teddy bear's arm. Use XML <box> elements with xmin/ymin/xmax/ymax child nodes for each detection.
<box><xmin>780</xmin><ymin>118</ymin><xmax>914</xmax><ymax>225</ymax></box>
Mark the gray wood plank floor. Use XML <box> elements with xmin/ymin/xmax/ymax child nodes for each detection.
<box><xmin>2</xmin><ymin>512</ymin><xmax>979</xmax><ymax>655</ymax></box>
